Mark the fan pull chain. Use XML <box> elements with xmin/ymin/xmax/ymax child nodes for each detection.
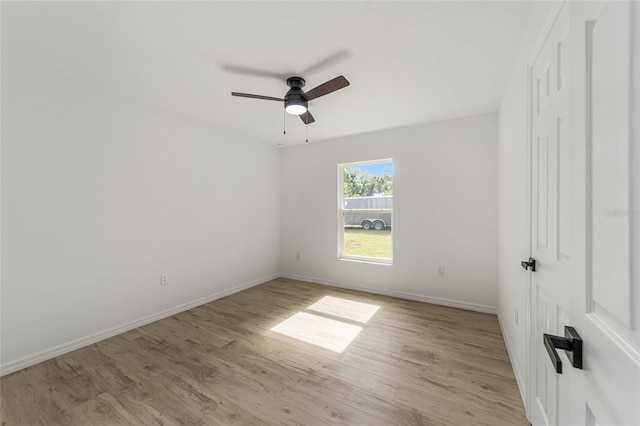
<box><xmin>306</xmin><ymin>124</ymin><xmax>308</xmax><ymax>143</ymax></box>
<box><xmin>283</xmin><ymin>109</ymin><xmax>286</xmax><ymax>134</ymax></box>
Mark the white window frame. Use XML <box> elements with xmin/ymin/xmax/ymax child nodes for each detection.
<box><xmin>338</xmin><ymin>158</ymin><xmax>393</xmax><ymax>265</ymax></box>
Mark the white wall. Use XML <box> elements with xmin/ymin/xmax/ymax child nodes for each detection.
<box><xmin>497</xmin><ymin>0</ymin><xmax>558</xmax><ymax>407</ymax></box>
<box><xmin>280</xmin><ymin>113</ymin><xmax>498</xmax><ymax>312</ymax></box>
<box><xmin>0</xmin><ymin>59</ymin><xmax>281</xmax><ymax>374</ymax></box>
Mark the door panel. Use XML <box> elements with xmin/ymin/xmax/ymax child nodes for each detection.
<box><xmin>533</xmin><ymin>287</ymin><xmax>556</xmax><ymax>426</ymax></box>
<box><xmin>580</xmin><ymin>1</ymin><xmax>640</xmax><ymax>424</ymax></box>
<box><xmin>589</xmin><ymin>0</ymin><xmax>632</xmax><ymax>330</ymax></box>
<box><xmin>535</xmin><ymin>133</ymin><xmax>550</xmax><ymax>252</ymax></box>
<box><xmin>557</xmin><ymin>113</ymin><xmax>571</xmax><ymax>263</ymax></box>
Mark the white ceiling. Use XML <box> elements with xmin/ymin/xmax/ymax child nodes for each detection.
<box><xmin>3</xmin><ymin>1</ymin><xmax>532</xmax><ymax>146</ymax></box>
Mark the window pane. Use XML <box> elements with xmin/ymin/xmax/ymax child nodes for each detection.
<box><xmin>343</xmin><ymin>216</ymin><xmax>392</xmax><ymax>259</ymax></box>
<box><xmin>340</xmin><ymin>160</ymin><xmax>393</xmax><ymax>262</ymax></box>
<box><xmin>343</xmin><ymin>163</ymin><xmax>393</xmax><ymax>198</ymax></box>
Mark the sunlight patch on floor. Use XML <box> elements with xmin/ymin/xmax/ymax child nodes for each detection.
<box><xmin>270</xmin><ymin>311</ymin><xmax>363</xmax><ymax>353</ymax></box>
<box><xmin>307</xmin><ymin>296</ymin><xmax>380</xmax><ymax>323</ymax></box>
<box><xmin>270</xmin><ymin>296</ymin><xmax>381</xmax><ymax>353</ymax></box>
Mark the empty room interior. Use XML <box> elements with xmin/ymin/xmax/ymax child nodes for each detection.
<box><xmin>1</xmin><ymin>1</ymin><xmax>638</xmax><ymax>425</ymax></box>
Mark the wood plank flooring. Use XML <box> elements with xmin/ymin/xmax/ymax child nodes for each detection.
<box><xmin>0</xmin><ymin>278</ymin><xmax>529</xmax><ymax>425</ymax></box>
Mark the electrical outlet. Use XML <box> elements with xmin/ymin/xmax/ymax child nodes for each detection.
<box><xmin>161</xmin><ymin>274</ymin><xmax>168</xmax><ymax>285</ymax></box>
<box><xmin>296</xmin><ymin>251</ymin><xmax>300</xmax><ymax>260</ymax></box>
<box><xmin>437</xmin><ymin>266</ymin><xmax>445</xmax><ymax>276</ymax></box>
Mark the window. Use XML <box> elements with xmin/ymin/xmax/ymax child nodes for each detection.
<box><xmin>338</xmin><ymin>159</ymin><xmax>393</xmax><ymax>264</ymax></box>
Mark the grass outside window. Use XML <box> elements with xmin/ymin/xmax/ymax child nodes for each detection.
<box><xmin>343</xmin><ymin>228</ymin><xmax>392</xmax><ymax>259</ymax></box>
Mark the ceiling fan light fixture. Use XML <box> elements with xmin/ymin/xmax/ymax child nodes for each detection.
<box><xmin>285</xmin><ymin>101</ymin><xmax>307</xmax><ymax>115</ymax></box>
<box><xmin>284</xmin><ymin>87</ymin><xmax>308</xmax><ymax>115</ymax></box>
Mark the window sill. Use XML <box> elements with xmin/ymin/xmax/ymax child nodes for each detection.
<box><xmin>339</xmin><ymin>256</ymin><xmax>393</xmax><ymax>266</ymax></box>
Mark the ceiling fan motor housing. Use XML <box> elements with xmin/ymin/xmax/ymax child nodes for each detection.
<box><xmin>286</xmin><ymin>76</ymin><xmax>306</xmax><ymax>89</ymax></box>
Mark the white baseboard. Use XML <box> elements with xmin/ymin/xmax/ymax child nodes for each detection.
<box><xmin>497</xmin><ymin>313</ymin><xmax>527</xmax><ymax>410</ymax></box>
<box><xmin>279</xmin><ymin>273</ymin><xmax>497</xmax><ymax>314</ymax></box>
<box><xmin>0</xmin><ymin>273</ymin><xmax>279</xmax><ymax>377</ymax></box>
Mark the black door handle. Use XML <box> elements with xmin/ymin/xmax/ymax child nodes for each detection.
<box><xmin>543</xmin><ymin>326</ymin><xmax>583</xmax><ymax>374</ymax></box>
<box><xmin>521</xmin><ymin>257</ymin><xmax>536</xmax><ymax>271</ymax></box>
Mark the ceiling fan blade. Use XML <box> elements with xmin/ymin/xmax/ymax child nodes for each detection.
<box><xmin>299</xmin><ymin>110</ymin><xmax>315</xmax><ymax>124</ymax></box>
<box><xmin>231</xmin><ymin>92</ymin><xmax>284</xmax><ymax>102</ymax></box>
<box><xmin>303</xmin><ymin>76</ymin><xmax>350</xmax><ymax>101</ymax></box>
<box><xmin>299</xmin><ymin>50</ymin><xmax>351</xmax><ymax>77</ymax></box>
<box><xmin>222</xmin><ymin>64</ymin><xmax>285</xmax><ymax>80</ymax></box>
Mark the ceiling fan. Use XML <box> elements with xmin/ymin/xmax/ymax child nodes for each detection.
<box><xmin>231</xmin><ymin>75</ymin><xmax>350</xmax><ymax>125</ymax></box>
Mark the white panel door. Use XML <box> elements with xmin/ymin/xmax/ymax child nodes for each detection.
<box><xmin>570</xmin><ymin>1</ymin><xmax>640</xmax><ymax>424</ymax></box>
<box><xmin>528</xmin><ymin>2</ymin><xmax>640</xmax><ymax>425</ymax></box>
<box><xmin>529</xmin><ymin>4</ymin><xmax>573</xmax><ymax>425</ymax></box>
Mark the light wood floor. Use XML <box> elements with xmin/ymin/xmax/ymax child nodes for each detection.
<box><xmin>0</xmin><ymin>278</ymin><xmax>528</xmax><ymax>425</ymax></box>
